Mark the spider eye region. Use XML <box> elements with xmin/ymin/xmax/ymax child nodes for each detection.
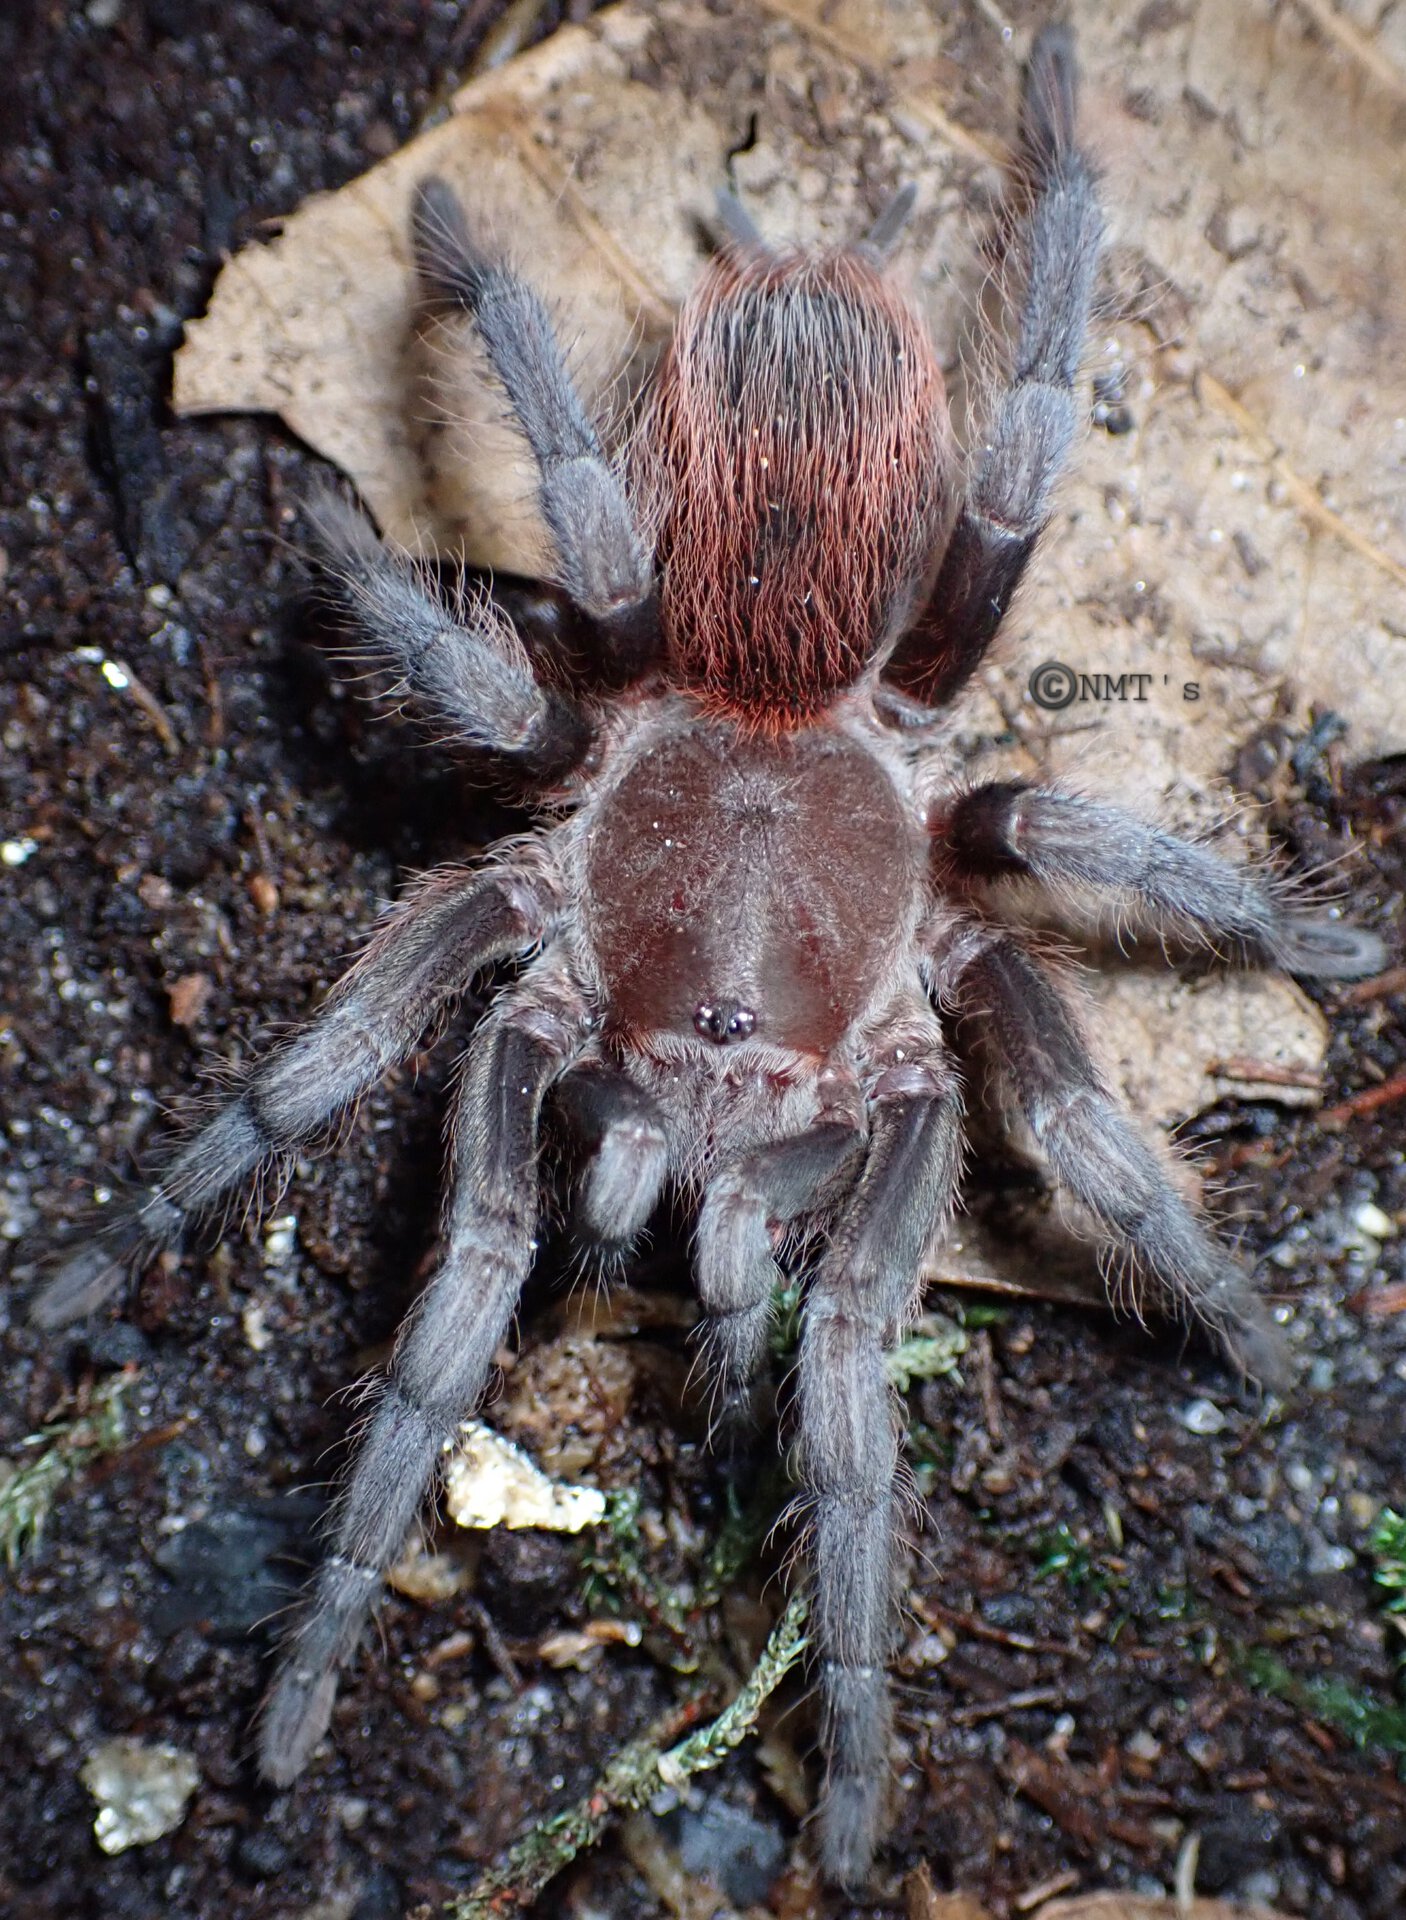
<box><xmin>693</xmin><ymin>999</ymin><xmax>758</xmax><ymax>1045</ymax></box>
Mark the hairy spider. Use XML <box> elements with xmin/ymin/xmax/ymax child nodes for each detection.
<box><xmin>37</xmin><ymin>27</ymin><xmax>1384</xmax><ymax>1889</ymax></box>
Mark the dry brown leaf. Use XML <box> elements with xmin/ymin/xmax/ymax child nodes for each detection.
<box><xmin>906</xmin><ymin>1860</ymin><xmax>994</xmax><ymax>1920</ymax></box>
<box><xmin>1034</xmin><ymin>1896</ymin><xmax>1291</xmax><ymax>1920</ymax></box>
<box><xmin>173</xmin><ymin>0</ymin><xmax>1406</xmax><ymax>1132</ymax></box>
<box><xmin>904</xmin><ymin>1866</ymin><xmax>1295</xmax><ymax>1920</ymax></box>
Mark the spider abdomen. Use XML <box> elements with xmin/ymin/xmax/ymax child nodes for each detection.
<box><xmin>640</xmin><ymin>250</ymin><xmax>951</xmax><ymax>729</ymax></box>
<box><xmin>583</xmin><ymin>722</ymin><xmax>921</xmax><ymax>1055</ymax></box>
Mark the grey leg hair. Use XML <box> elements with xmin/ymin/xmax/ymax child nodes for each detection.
<box><xmin>800</xmin><ymin>1031</ymin><xmax>964</xmax><ymax>1888</ymax></box>
<box><xmin>937</xmin><ymin>929</ymin><xmax>1288</xmax><ymax>1383</ymax></box>
<box><xmin>695</xmin><ymin>1065</ymin><xmax>867</xmax><ymax>1425</ymax></box>
<box><xmin>884</xmin><ymin>24</ymin><xmax>1103</xmax><ymax>709</ymax></box>
<box><xmin>305</xmin><ymin>489</ymin><xmax>590</xmax><ymax>773</ymax></box>
<box><xmin>938</xmin><ymin>780</ymin><xmax>1386</xmax><ymax>979</ymax></box>
<box><xmin>549</xmin><ymin>1060</ymin><xmax>670</xmax><ymax>1248</ymax></box>
<box><xmin>32</xmin><ymin>861</ymin><xmax>560</xmax><ymax>1329</ymax></box>
<box><xmin>412</xmin><ymin>177</ymin><xmax>656</xmax><ymax>655</ymax></box>
<box><xmin>258</xmin><ymin>965</ymin><xmax>590</xmax><ymax>1784</ymax></box>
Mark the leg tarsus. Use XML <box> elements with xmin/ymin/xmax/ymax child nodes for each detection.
<box><xmin>306</xmin><ymin>488</ymin><xmax>590</xmax><ymax>773</ymax></box>
<box><xmin>818</xmin><ymin>1662</ymin><xmax>894</xmax><ymax>1890</ymax></box>
<box><xmin>883</xmin><ymin>29</ymin><xmax>1102</xmax><ymax>709</ymax></box>
<box><xmin>259</xmin><ymin>1556</ymin><xmax>379</xmax><ymax>1786</ymax></box>
<box><xmin>938</xmin><ymin>780</ymin><xmax>1385</xmax><ymax>981</ymax></box>
<box><xmin>714</xmin><ymin>186</ymin><xmax>765</xmax><ymax>250</ymax></box>
<box><xmin>857</xmin><ymin>182</ymin><xmax>917</xmax><ymax>259</ymax></box>
<box><xmin>695</xmin><ymin>1087</ymin><xmax>866</xmax><ymax>1423</ymax></box>
<box><xmin>1020</xmin><ymin>22</ymin><xmax>1078</xmax><ymax>173</ymax></box>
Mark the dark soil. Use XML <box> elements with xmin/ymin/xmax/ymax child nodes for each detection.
<box><xmin>3</xmin><ymin>5</ymin><xmax>1405</xmax><ymax>1919</ymax></box>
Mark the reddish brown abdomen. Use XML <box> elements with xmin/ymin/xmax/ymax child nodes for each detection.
<box><xmin>638</xmin><ymin>249</ymin><xmax>951</xmax><ymax>729</ymax></box>
<box><xmin>583</xmin><ymin>726</ymin><xmax>920</xmax><ymax>1056</ymax></box>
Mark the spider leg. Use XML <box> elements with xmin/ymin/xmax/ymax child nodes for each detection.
<box><xmin>938</xmin><ymin>780</ymin><xmax>1386</xmax><ymax>979</ymax></box>
<box><xmin>550</xmin><ymin>1059</ymin><xmax>670</xmax><ymax>1249</ymax></box>
<box><xmin>412</xmin><ymin>177</ymin><xmax>657</xmax><ymax>678</ymax></box>
<box><xmin>884</xmin><ymin>25</ymin><xmax>1102</xmax><ymax>710</ymax></box>
<box><xmin>306</xmin><ymin>490</ymin><xmax>590</xmax><ymax>774</ymax></box>
<box><xmin>935</xmin><ymin>928</ymin><xmax>1288</xmax><ymax>1382</ymax></box>
<box><xmin>856</xmin><ymin>182</ymin><xmax>918</xmax><ymax>261</ymax></box>
<box><xmin>695</xmin><ymin>1067</ymin><xmax>867</xmax><ymax>1426</ymax></box>
<box><xmin>32</xmin><ymin>861</ymin><xmax>560</xmax><ymax>1329</ymax></box>
<box><xmin>258</xmin><ymin>962</ymin><xmax>589</xmax><ymax>1784</ymax></box>
<box><xmin>800</xmin><ymin>1029</ymin><xmax>963</xmax><ymax>1887</ymax></box>
<box><xmin>714</xmin><ymin>186</ymin><xmax>766</xmax><ymax>251</ymax></box>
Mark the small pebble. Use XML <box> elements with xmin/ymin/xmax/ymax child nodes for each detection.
<box><xmin>1305</xmin><ymin>1533</ymin><xmax>1355</xmax><ymax>1576</ymax></box>
<box><xmin>338</xmin><ymin>1795</ymin><xmax>370</xmax><ymax>1832</ymax></box>
<box><xmin>242</xmin><ymin>1301</ymin><xmax>272</xmax><ymax>1352</ymax></box>
<box><xmin>672</xmin><ymin>1796</ymin><xmax>787</xmax><ymax>1907</ymax></box>
<box><xmin>386</xmin><ymin>1543</ymin><xmax>471</xmax><ymax>1603</ymax></box>
<box><xmin>234</xmin><ymin>1827</ymin><xmax>291</xmax><ymax>1881</ymax></box>
<box><xmin>262</xmin><ymin>1215</ymin><xmax>297</xmax><ymax>1266</ymax></box>
<box><xmin>1181</xmin><ymin>1397</ymin><xmax>1227</xmax><ymax>1435</ymax></box>
<box><xmin>444</xmin><ymin>1420</ymin><xmax>606</xmax><ymax>1532</ymax></box>
<box><xmin>1353</xmin><ymin>1201</ymin><xmax>1395</xmax><ymax>1240</ymax></box>
<box><xmin>81</xmin><ymin>1737</ymin><xmax>198</xmax><ymax>1854</ymax></box>
<box><xmin>167</xmin><ymin>972</ymin><xmax>212</xmax><ymax>1029</ymax></box>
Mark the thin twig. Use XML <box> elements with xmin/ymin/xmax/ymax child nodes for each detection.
<box><xmin>1207</xmin><ymin>1055</ymin><xmax>1322</xmax><ymax>1091</ymax></box>
<box><xmin>916</xmin><ymin>1596</ymin><xmax>1080</xmax><ymax>1659</ymax></box>
<box><xmin>445</xmin><ymin>1591</ymin><xmax>810</xmax><ymax>1917</ymax></box>
<box><xmin>1343</xmin><ymin>965</ymin><xmax>1406</xmax><ymax>1006</ymax></box>
<box><xmin>950</xmin><ymin>1683</ymin><xmax>1065</xmax><ymax>1726</ymax></box>
<box><xmin>1319</xmin><ymin>1068</ymin><xmax>1406</xmax><ymax>1131</ymax></box>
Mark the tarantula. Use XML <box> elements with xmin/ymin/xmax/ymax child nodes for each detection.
<box><xmin>37</xmin><ymin>26</ymin><xmax>1383</xmax><ymax>1888</ymax></box>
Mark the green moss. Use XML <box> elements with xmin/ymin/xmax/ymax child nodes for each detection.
<box><xmin>886</xmin><ymin>1313</ymin><xmax>966</xmax><ymax>1393</ymax></box>
<box><xmin>1241</xmin><ymin>1645</ymin><xmax>1406</xmax><ymax>1758</ymax></box>
<box><xmin>0</xmin><ymin>1371</ymin><xmax>138</xmax><ymax>1568</ymax></box>
<box><xmin>958</xmin><ymin>1301</ymin><xmax>1010</xmax><ymax>1329</ymax></box>
<box><xmin>580</xmin><ymin>1487</ymin><xmax>696</xmax><ymax>1665</ymax></box>
<box><xmin>1030</xmin><ymin>1520</ymin><xmax>1107</xmax><ymax>1593</ymax></box>
<box><xmin>1370</xmin><ymin>1507</ymin><xmax>1406</xmax><ymax>1618</ymax></box>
